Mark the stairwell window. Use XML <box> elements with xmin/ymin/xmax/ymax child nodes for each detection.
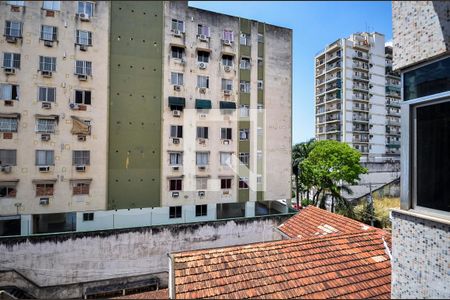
<box><xmin>73</xmin><ymin>150</ymin><xmax>90</xmax><ymax>165</ymax></box>
<box><xmin>41</xmin><ymin>25</ymin><xmax>57</xmax><ymax>42</ymax></box>
<box><xmin>170</xmin><ymin>125</ymin><xmax>183</xmax><ymax>138</ymax></box>
<box><xmin>39</xmin><ymin>56</ymin><xmax>56</xmax><ymax>72</ymax></box>
<box><xmin>239</xmin><ymin>177</ymin><xmax>249</xmax><ymax>189</ymax></box>
<box><xmin>5</xmin><ymin>21</ymin><xmax>22</xmax><ymax>38</ymax></box>
<box><xmin>239</xmin><ymin>152</ymin><xmax>249</xmax><ymax>166</ymax></box>
<box><xmin>3</xmin><ymin>53</ymin><xmax>20</xmax><ymax>69</ymax></box>
<box><xmin>196</xmin><ymin>177</ymin><xmax>208</xmax><ymax>190</ymax></box>
<box><xmin>171</xmin><ymin>72</ymin><xmax>183</xmax><ymax>86</ymax></box>
<box><xmin>239</xmin><ymin>128</ymin><xmax>249</xmax><ymax>141</ymax></box>
<box><xmin>197</xmin><ymin>76</ymin><xmax>209</xmax><ymax>89</ymax></box>
<box><xmin>169</xmin><ymin>152</ymin><xmax>183</xmax><ymax>166</ymax></box>
<box><xmin>35</xmin><ymin>150</ymin><xmax>54</xmax><ymax>166</ymax></box>
<box><xmin>257</xmin><ymin>80</ymin><xmax>264</xmax><ymax>90</ymax></box>
<box><xmin>76</xmin><ymin>30</ymin><xmax>92</xmax><ymax>46</ymax></box>
<box><xmin>240</xmin><ymin>81</ymin><xmax>250</xmax><ymax>93</ymax></box>
<box><xmin>0</xmin><ymin>84</ymin><xmax>19</xmax><ymax>100</ymax></box>
<box><xmin>240</xmin><ymin>57</ymin><xmax>251</xmax><ymax>70</ymax></box>
<box><xmin>240</xmin><ymin>33</ymin><xmax>250</xmax><ymax>46</ymax></box>
<box><xmin>38</xmin><ymin>87</ymin><xmax>56</xmax><ymax>102</ymax></box>
<box><xmin>0</xmin><ymin>117</ymin><xmax>18</xmax><ymax>133</ymax></box>
<box><xmin>239</xmin><ymin>105</ymin><xmax>249</xmax><ymax>117</ymax></box>
<box><xmin>0</xmin><ymin>149</ymin><xmax>16</xmax><ymax>166</ymax></box>
<box><xmin>36</xmin><ymin>118</ymin><xmax>56</xmax><ymax>133</ymax></box>
<box><xmin>77</xmin><ymin>1</ymin><xmax>94</xmax><ymax>17</ymax></box>
<box><xmin>221</xmin><ymin>178</ymin><xmax>232</xmax><ymax>189</ymax></box>
<box><xmin>257</xmin><ymin>33</ymin><xmax>264</xmax><ymax>43</ymax></box>
<box><xmin>75</xmin><ymin>60</ymin><xmax>92</xmax><ymax>76</ymax></box>
<box><xmin>220</xmin><ymin>152</ymin><xmax>232</xmax><ymax>166</ymax></box>
<box><xmin>75</xmin><ymin>90</ymin><xmax>92</xmax><ymax>105</ymax></box>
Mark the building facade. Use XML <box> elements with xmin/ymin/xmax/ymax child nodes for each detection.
<box><xmin>0</xmin><ymin>1</ymin><xmax>292</xmax><ymax>235</ymax></box>
<box><xmin>314</xmin><ymin>32</ymin><xmax>401</xmax><ymax>161</ymax></box>
<box><xmin>391</xmin><ymin>1</ymin><xmax>450</xmax><ymax>298</ymax></box>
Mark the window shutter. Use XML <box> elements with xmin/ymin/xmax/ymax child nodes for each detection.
<box><xmin>205</xmin><ymin>127</ymin><xmax>208</xmax><ymax>139</ymax></box>
<box><xmin>88</xmin><ymin>31</ymin><xmax>92</xmax><ymax>45</ymax></box>
<box><xmin>53</xmin><ymin>26</ymin><xmax>57</xmax><ymax>41</ymax></box>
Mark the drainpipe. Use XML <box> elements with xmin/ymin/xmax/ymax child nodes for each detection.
<box><xmin>168</xmin><ymin>253</ymin><xmax>175</xmax><ymax>299</ymax></box>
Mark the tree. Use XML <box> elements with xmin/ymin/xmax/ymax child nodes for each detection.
<box><xmin>300</xmin><ymin>140</ymin><xmax>367</xmax><ymax>217</ymax></box>
<box><xmin>292</xmin><ymin>139</ymin><xmax>315</xmax><ymax>208</ymax></box>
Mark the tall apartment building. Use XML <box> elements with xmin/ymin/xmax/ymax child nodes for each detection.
<box><xmin>314</xmin><ymin>32</ymin><xmax>401</xmax><ymax>161</ymax></box>
<box><xmin>0</xmin><ymin>1</ymin><xmax>292</xmax><ymax>235</ymax></box>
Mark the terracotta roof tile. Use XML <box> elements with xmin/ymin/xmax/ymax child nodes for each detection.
<box><xmin>114</xmin><ymin>288</ymin><xmax>168</xmax><ymax>299</ymax></box>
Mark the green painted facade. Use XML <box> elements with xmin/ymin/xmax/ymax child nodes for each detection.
<box><xmin>257</xmin><ymin>22</ymin><xmax>265</xmax><ymax>201</ymax></box>
<box><xmin>108</xmin><ymin>1</ymin><xmax>164</xmax><ymax>209</ymax></box>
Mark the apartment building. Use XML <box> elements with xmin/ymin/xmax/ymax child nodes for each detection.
<box><xmin>314</xmin><ymin>32</ymin><xmax>401</xmax><ymax>161</ymax></box>
<box><xmin>0</xmin><ymin>1</ymin><xmax>292</xmax><ymax>235</ymax></box>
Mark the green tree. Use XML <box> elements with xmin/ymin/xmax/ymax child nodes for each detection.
<box><xmin>292</xmin><ymin>139</ymin><xmax>316</xmax><ymax>207</ymax></box>
<box><xmin>301</xmin><ymin>140</ymin><xmax>367</xmax><ymax>217</ymax></box>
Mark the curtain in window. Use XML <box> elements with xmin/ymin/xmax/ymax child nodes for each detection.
<box><xmin>36</xmin><ymin>150</ymin><xmax>53</xmax><ymax>165</ymax></box>
<box><xmin>223</xmin><ymin>30</ymin><xmax>234</xmax><ymax>41</ymax></box>
<box><xmin>196</xmin><ymin>153</ymin><xmax>209</xmax><ymax>165</ymax></box>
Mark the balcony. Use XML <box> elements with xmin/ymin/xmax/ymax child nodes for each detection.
<box><xmin>326</xmin><ymin>125</ymin><xmax>341</xmax><ymax>132</ymax></box>
<box><xmin>327</xmin><ymin>134</ymin><xmax>341</xmax><ymax>141</ymax></box>
<box><xmin>352</xmin><ymin>94</ymin><xmax>369</xmax><ymax>101</ymax></box>
<box><xmin>353</xmin><ymin>126</ymin><xmax>369</xmax><ymax>132</ymax></box>
<box><xmin>387</xmin><ymin>99</ymin><xmax>401</xmax><ymax>107</ymax></box>
<box><xmin>326</xmin><ymin>114</ymin><xmax>341</xmax><ymax>122</ymax></box>
<box><xmin>325</xmin><ymin>74</ymin><xmax>341</xmax><ymax>83</ymax></box>
<box><xmin>326</xmin><ymin>82</ymin><xmax>341</xmax><ymax>92</ymax></box>
<box><xmin>386</xmin><ymin>109</ymin><xmax>400</xmax><ymax>116</ymax></box>
<box><xmin>386</xmin><ymin>140</ymin><xmax>401</xmax><ymax>148</ymax></box>
<box><xmin>353</xmin><ymin>115</ymin><xmax>369</xmax><ymax>122</ymax></box>
<box><xmin>326</xmin><ymin>39</ymin><xmax>342</xmax><ymax>52</ymax></box>
<box><xmin>326</xmin><ymin>105</ymin><xmax>341</xmax><ymax>112</ymax></box>
<box><xmin>386</xmin><ymin>86</ymin><xmax>401</xmax><ymax>98</ymax></box>
<box><xmin>316</xmin><ymin>78</ymin><xmax>326</xmax><ymax>86</ymax></box>
<box><xmin>353</xmin><ymin>84</ymin><xmax>369</xmax><ymax>92</ymax></box>
<box><xmin>353</xmin><ymin>74</ymin><xmax>369</xmax><ymax>82</ymax></box>
<box><xmin>353</xmin><ymin>105</ymin><xmax>369</xmax><ymax>112</ymax></box>
<box><xmin>316</xmin><ymin>97</ymin><xmax>325</xmax><ymax>105</ymax></box>
<box><xmin>353</xmin><ymin>63</ymin><xmax>369</xmax><ymax>70</ymax></box>
<box><xmin>326</xmin><ymin>92</ymin><xmax>341</xmax><ymax>102</ymax></box>
<box><xmin>353</xmin><ymin>40</ymin><xmax>369</xmax><ymax>50</ymax></box>
<box><xmin>326</xmin><ymin>62</ymin><xmax>341</xmax><ymax>71</ymax></box>
<box><xmin>327</xmin><ymin>51</ymin><xmax>341</xmax><ymax>63</ymax></box>
<box><xmin>353</xmin><ymin>137</ymin><xmax>369</xmax><ymax>143</ymax></box>
<box><xmin>387</xmin><ymin>119</ymin><xmax>401</xmax><ymax>126</ymax></box>
<box><xmin>352</xmin><ymin>52</ymin><xmax>369</xmax><ymax>61</ymax></box>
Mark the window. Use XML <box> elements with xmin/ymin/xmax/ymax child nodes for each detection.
<box><xmin>3</xmin><ymin>53</ymin><xmax>20</xmax><ymax>69</ymax></box>
<box><xmin>220</xmin><ymin>152</ymin><xmax>232</xmax><ymax>166</ymax></box>
<box><xmin>221</xmin><ymin>128</ymin><xmax>232</xmax><ymax>140</ymax></box>
<box><xmin>239</xmin><ymin>177</ymin><xmax>249</xmax><ymax>189</ymax></box>
<box><xmin>76</xmin><ymin>30</ymin><xmax>92</xmax><ymax>46</ymax></box>
<box><xmin>35</xmin><ymin>150</ymin><xmax>54</xmax><ymax>166</ymax></box>
<box><xmin>77</xmin><ymin>1</ymin><xmax>94</xmax><ymax>17</ymax></box>
<box><xmin>0</xmin><ymin>185</ymin><xmax>16</xmax><ymax>198</ymax></box>
<box><xmin>195</xmin><ymin>204</ymin><xmax>207</xmax><ymax>217</ymax></box>
<box><xmin>240</xmin><ymin>33</ymin><xmax>250</xmax><ymax>46</ymax></box>
<box><xmin>171</xmin><ymin>72</ymin><xmax>183</xmax><ymax>86</ymax></box>
<box><xmin>5</xmin><ymin>21</ymin><xmax>22</xmax><ymax>38</ymax></box>
<box><xmin>82</xmin><ymin>212</ymin><xmax>94</xmax><ymax>221</ymax></box>
<box><xmin>240</xmin><ymin>105</ymin><xmax>249</xmax><ymax>117</ymax></box>
<box><xmin>222</xmin><ymin>55</ymin><xmax>233</xmax><ymax>67</ymax></box>
<box><xmin>222</xmin><ymin>79</ymin><xmax>233</xmax><ymax>91</ymax></box>
<box><xmin>257</xmin><ymin>80</ymin><xmax>264</xmax><ymax>90</ymax></box>
<box><xmin>196</xmin><ymin>178</ymin><xmax>207</xmax><ymax>190</ymax></box>
<box><xmin>36</xmin><ymin>118</ymin><xmax>56</xmax><ymax>133</ymax></box>
<box><xmin>239</xmin><ymin>152</ymin><xmax>250</xmax><ymax>166</ymax></box>
<box><xmin>170</xmin><ymin>125</ymin><xmax>183</xmax><ymax>138</ymax></box>
<box><xmin>0</xmin><ymin>84</ymin><xmax>19</xmax><ymax>100</ymax></box>
<box><xmin>197</xmin><ymin>51</ymin><xmax>210</xmax><ymax>63</ymax></box>
<box><xmin>0</xmin><ymin>118</ymin><xmax>18</xmax><ymax>132</ymax></box>
<box><xmin>171</xmin><ymin>46</ymin><xmax>184</xmax><ymax>59</ymax></box>
<box><xmin>73</xmin><ymin>150</ymin><xmax>90</xmax><ymax>165</ymax></box>
<box><xmin>257</xmin><ymin>150</ymin><xmax>263</xmax><ymax>160</ymax></box>
<box><xmin>171</xmin><ymin>19</ymin><xmax>184</xmax><ymax>33</ymax></box>
<box><xmin>223</xmin><ymin>30</ymin><xmax>234</xmax><ymax>42</ymax></box>
<box><xmin>38</xmin><ymin>87</ymin><xmax>56</xmax><ymax>102</ymax></box>
<box><xmin>169</xmin><ymin>179</ymin><xmax>182</xmax><ymax>191</ymax></box>
<box><xmin>7</xmin><ymin>1</ymin><xmax>24</xmax><ymax>6</ymax></box>
<box><xmin>197</xmin><ymin>127</ymin><xmax>208</xmax><ymax>139</ymax></box>
<box><xmin>41</xmin><ymin>25</ymin><xmax>57</xmax><ymax>41</ymax></box>
<box><xmin>75</xmin><ymin>60</ymin><xmax>92</xmax><ymax>75</ymax></box>
<box><xmin>257</xmin><ymin>33</ymin><xmax>264</xmax><ymax>43</ymax></box>
<box><xmin>240</xmin><ymin>80</ymin><xmax>250</xmax><ymax>93</ymax></box>
<box><xmin>197</xmin><ymin>76</ymin><xmax>209</xmax><ymax>89</ymax></box>
<box><xmin>0</xmin><ymin>149</ymin><xmax>16</xmax><ymax>165</ymax></box>
<box><xmin>197</xmin><ymin>24</ymin><xmax>210</xmax><ymax>37</ymax></box>
<box><xmin>196</xmin><ymin>152</ymin><xmax>209</xmax><ymax>166</ymax></box>
<box><xmin>257</xmin><ymin>127</ymin><xmax>263</xmax><ymax>136</ymax></box>
<box><xmin>39</xmin><ymin>56</ymin><xmax>56</xmax><ymax>72</ymax></box>
<box><xmin>74</xmin><ymin>183</ymin><xmax>90</xmax><ymax>196</ymax></box>
<box><xmin>257</xmin><ymin>104</ymin><xmax>264</xmax><ymax>111</ymax></box>
<box><xmin>257</xmin><ymin>174</ymin><xmax>263</xmax><ymax>184</ymax></box>
<box><xmin>36</xmin><ymin>183</ymin><xmax>54</xmax><ymax>196</ymax></box>
<box><xmin>221</xmin><ymin>178</ymin><xmax>232</xmax><ymax>189</ymax></box>
<box><xmin>169</xmin><ymin>206</ymin><xmax>182</xmax><ymax>218</ymax></box>
<box><xmin>75</xmin><ymin>90</ymin><xmax>91</xmax><ymax>105</ymax></box>
<box><xmin>42</xmin><ymin>1</ymin><xmax>60</xmax><ymax>11</ymax></box>
<box><xmin>257</xmin><ymin>58</ymin><xmax>263</xmax><ymax>68</ymax></box>
<box><xmin>169</xmin><ymin>152</ymin><xmax>183</xmax><ymax>166</ymax></box>
<box><xmin>240</xmin><ymin>128</ymin><xmax>249</xmax><ymax>140</ymax></box>
<box><xmin>240</xmin><ymin>57</ymin><xmax>251</xmax><ymax>69</ymax></box>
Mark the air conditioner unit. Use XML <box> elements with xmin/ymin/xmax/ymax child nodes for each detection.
<box><xmin>78</xmin><ymin>13</ymin><xmax>90</xmax><ymax>21</ymax></box>
<box><xmin>77</xmin><ymin>135</ymin><xmax>87</xmax><ymax>142</ymax></box>
<box><xmin>223</xmin><ymin>39</ymin><xmax>232</xmax><ymax>46</ymax></box>
<box><xmin>222</xmin><ymin>139</ymin><xmax>230</xmax><ymax>145</ymax></box>
<box><xmin>4</xmin><ymin>100</ymin><xmax>13</xmax><ymax>106</ymax></box>
<box><xmin>41</xmin><ymin>134</ymin><xmax>51</xmax><ymax>141</ymax></box>
<box><xmin>38</xmin><ymin>166</ymin><xmax>50</xmax><ymax>172</ymax></box>
<box><xmin>3</xmin><ymin>68</ymin><xmax>15</xmax><ymax>75</ymax></box>
<box><xmin>79</xmin><ymin>45</ymin><xmax>88</xmax><ymax>51</ymax></box>
<box><xmin>172</xmin><ymin>166</ymin><xmax>179</xmax><ymax>171</ymax></box>
<box><xmin>69</xmin><ymin>103</ymin><xmax>79</xmax><ymax>110</ymax></box>
<box><xmin>75</xmin><ymin>165</ymin><xmax>86</xmax><ymax>172</ymax></box>
<box><xmin>198</xmin><ymin>138</ymin><xmax>206</xmax><ymax>145</ymax></box>
<box><xmin>198</xmin><ymin>165</ymin><xmax>206</xmax><ymax>170</ymax></box>
<box><xmin>44</xmin><ymin>40</ymin><xmax>53</xmax><ymax>47</ymax></box>
<box><xmin>172</xmin><ymin>110</ymin><xmax>181</xmax><ymax>117</ymax></box>
<box><xmin>222</xmin><ymin>190</ymin><xmax>230</xmax><ymax>195</ymax></box>
<box><xmin>173</xmin><ymin>85</ymin><xmax>181</xmax><ymax>91</ymax></box>
<box><xmin>198</xmin><ymin>191</ymin><xmax>205</xmax><ymax>197</ymax></box>
<box><xmin>171</xmin><ymin>30</ymin><xmax>182</xmax><ymax>37</ymax></box>
<box><xmin>199</xmin><ymin>114</ymin><xmax>207</xmax><ymax>118</ymax></box>
<box><xmin>172</xmin><ymin>138</ymin><xmax>180</xmax><ymax>144</ymax></box>
<box><xmin>1</xmin><ymin>165</ymin><xmax>12</xmax><ymax>173</ymax></box>
<box><xmin>78</xmin><ymin>74</ymin><xmax>88</xmax><ymax>81</ymax></box>
<box><xmin>42</xmin><ymin>102</ymin><xmax>51</xmax><ymax>109</ymax></box>
<box><xmin>5</xmin><ymin>36</ymin><xmax>18</xmax><ymax>43</ymax></box>
<box><xmin>198</xmin><ymin>62</ymin><xmax>207</xmax><ymax>69</ymax></box>
<box><xmin>39</xmin><ymin>198</ymin><xmax>50</xmax><ymax>206</ymax></box>
<box><xmin>41</xmin><ymin>70</ymin><xmax>53</xmax><ymax>78</ymax></box>
<box><xmin>198</xmin><ymin>34</ymin><xmax>208</xmax><ymax>41</ymax></box>
<box><xmin>171</xmin><ymin>192</ymin><xmax>179</xmax><ymax>198</ymax></box>
<box><xmin>224</xmin><ymin>66</ymin><xmax>231</xmax><ymax>72</ymax></box>
<box><xmin>199</xmin><ymin>88</ymin><xmax>206</xmax><ymax>94</ymax></box>
<box><xmin>223</xmin><ymin>90</ymin><xmax>231</xmax><ymax>96</ymax></box>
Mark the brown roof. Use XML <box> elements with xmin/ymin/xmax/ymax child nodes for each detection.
<box><xmin>114</xmin><ymin>288</ymin><xmax>168</xmax><ymax>299</ymax></box>
<box><xmin>172</xmin><ymin>230</ymin><xmax>391</xmax><ymax>299</ymax></box>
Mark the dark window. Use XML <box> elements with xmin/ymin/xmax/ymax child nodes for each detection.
<box><xmin>171</xmin><ymin>46</ymin><xmax>184</xmax><ymax>59</ymax></box>
<box><xmin>83</xmin><ymin>212</ymin><xmax>94</xmax><ymax>221</ymax></box>
<box><xmin>197</xmin><ymin>127</ymin><xmax>208</xmax><ymax>139</ymax></box>
<box><xmin>170</xmin><ymin>125</ymin><xmax>183</xmax><ymax>138</ymax></box>
<box><xmin>239</xmin><ymin>177</ymin><xmax>249</xmax><ymax>189</ymax></box>
<box><xmin>415</xmin><ymin>100</ymin><xmax>450</xmax><ymax>212</ymax></box>
<box><xmin>195</xmin><ymin>204</ymin><xmax>207</xmax><ymax>217</ymax></box>
<box><xmin>75</xmin><ymin>90</ymin><xmax>91</xmax><ymax>105</ymax></box>
<box><xmin>0</xmin><ymin>149</ymin><xmax>16</xmax><ymax>165</ymax></box>
<box><xmin>169</xmin><ymin>206</ymin><xmax>182</xmax><ymax>218</ymax></box>
<box><xmin>0</xmin><ymin>186</ymin><xmax>16</xmax><ymax>198</ymax></box>
<box><xmin>404</xmin><ymin>57</ymin><xmax>450</xmax><ymax>101</ymax></box>
<box><xmin>221</xmin><ymin>128</ymin><xmax>232</xmax><ymax>140</ymax></box>
<box><xmin>169</xmin><ymin>179</ymin><xmax>182</xmax><ymax>191</ymax></box>
<box><xmin>197</xmin><ymin>51</ymin><xmax>210</xmax><ymax>63</ymax></box>
<box><xmin>221</xmin><ymin>178</ymin><xmax>232</xmax><ymax>189</ymax></box>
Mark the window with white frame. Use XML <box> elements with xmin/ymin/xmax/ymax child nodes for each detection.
<box><xmin>39</xmin><ymin>56</ymin><xmax>56</xmax><ymax>72</ymax></box>
<box><xmin>239</xmin><ymin>177</ymin><xmax>249</xmax><ymax>189</ymax></box>
<box><xmin>221</xmin><ymin>178</ymin><xmax>232</xmax><ymax>189</ymax></box>
<box><xmin>42</xmin><ymin>1</ymin><xmax>60</xmax><ymax>11</ymax></box>
<box><xmin>221</xmin><ymin>128</ymin><xmax>232</xmax><ymax>140</ymax></box>
<box><xmin>240</xmin><ymin>57</ymin><xmax>251</xmax><ymax>69</ymax></box>
<box><xmin>239</xmin><ymin>105</ymin><xmax>249</xmax><ymax>117</ymax></box>
<box><xmin>195</xmin><ymin>204</ymin><xmax>207</xmax><ymax>217</ymax></box>
<box><xmin>0</xmin><ymin>149</ymin><xmax>16</xmax><ymax>165</ymax></box>
<box><xmin>41</xmin><ymin>25</ymin><xmax>57</xmax><ymax>41</ymax></box>
<box><xmin>73</xmin><ymin>150</ymin><xmax>90</xmax><ymax>165</ymax></box>
<box><xmin>75</xmin><ymin>90</ymin><xmax>91</xmax><ymax>105</ymax></box>
<box><xmin>220</xmin><ymin>152</ymin><xmax>232</xmax><ymax>166</ymax></box>
<box><xmin>38</xmin><ymin>87</ymin><xmax>56</xmax><ymax>102</ymax></box>
<box><xmin>240</xmin><ymin>33</ymin><xmax>250</xmax><ymax>46</ymax></box>
<box><xmin>197</xmin><ymin>51</ymin><xmax>210</xmax><ymax>63</ymax></box>
<box><xmin>36</xmin><ymin>118</ymin><xmax>56</xmax><ymax>133</ymax></box>
<box><xmin>197</xmin><ymin>24</ymin><xmax>210</xmax><ymax>37</ymax></box>
<box><xmin>169</xmin><ymin>205</ymin><xmax>182</xmax><ymax>217</ymax></box>
<box><xmin>222</xmin><ymin>54</ymin><xmax>233</xmax><ymax>67</ymax></box>
<box><xmin>76</xmin><ymin>30</ymin><xmax>92</xmax><ymax>46</ymax></box>
<box><xmin>239</xmin><ymin>152</ymin><xmax>249</xmax><ymax>166</ymax></box>
<box><xmin>257</xmin><ymin>126</ymin><xmax>263</xmax><ymax>136</ymax></box>
<box><xmin>171</xmin><ymin>46</ymin><xmax>184</xmax><ymax>59</ymax></box>
<box><xmin>222</xmin><ymin>79</ymin><xmax>233</xmax><ymax>91</ymax></box>
<box><xmin>240</xmin><ymin>80</ymin><xmax>250</xmax><ymax>93</ymax></box>
<box><xmin>223</xmin><ymin>30</ymin><xmax>234</xmax><ymax>42</ymax></box>
<box><xmin>240</xmin><ymin>128</ymin><xmax>249</xmax><ymax>141</ymax></box>
<box><xmin>196</xmin><ymin>152</ymin><xmax>209</xmax><ymax>166</ymax></box>
<box><xmin>0</xmin><ymin>84</ymin><xmax>19</xmax><ymax>100</ymax></box>
<box><xmin>171</xmin><ymin>72</ymin><xmax>183</xmax><ymax>86</ymax></box>
<box><xmin>197</xmin><ymin>76</ymin><xmax>209</xmax><ymax>89</ymax></box>
<box><xmin>257</xmin><ymin>150</ymin><xmax>263</xmax><ymax>160</ymax></box>
<box><xmin>171</xmin><ymin>19</ymin><xmax>184</xmax><ymax>33</ymax></box>
<box><xmin>7</xmin><ymin>1</ymin><xmax>24</xmax><ymax>6</ymax></box>
<box><xmin>257</xmin><ymin>80</ymin><xmax>264</xmax><ymax>90</ymax></box>
<box><xmin>169</xmin><ymin>152</ymin><xmax>183</xmax><ymax>166</ymax></box>
<box><xmin>170</xmin><ymin>125</ymin><xmax>183</xmax><ymax>138</ymax></box>
<box><xmin>3</xmin><ymin>53</ymin><xmax>20</xmax><ymax>69</ymax></box>
<box><xmin>77</xmin><ymin>1</ymin><xmax>94</xmax><ymax>17</ymax></box>
<box><xmin>197</xmin><ymin>127</ymin><xmax>208</xmax><ymax>139</ymax></box>
<box><xmin>75</xmin><ymin>60</ymin><xmax>92</xmax><ymax>75</ymax></box>
<box><xmin>196</xmin><ymin>177</ymin><xmax>208</xmax><ymax>190</ymax></box>
<box><xmin>35</xmin><ymin>150</ymin><xmax>54</xmax><ymax>165</ymax></box>
<box><xmin>257</xmin><ymin>174</ymin><xmax>263</xmax><ymax>184</ymax></box>
<box><xmin>0</xmin><ymin>118</ymin><xmax>18</xmax><ymax>132</ymax></box>
<box><xmin>5</xmin><ymin>21</ymin><xmax>22</xmax><ymax>38</ymax></box>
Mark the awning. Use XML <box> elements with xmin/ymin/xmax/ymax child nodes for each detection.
<box><xmin>0</xmin><ymin>112</ymin><xmax>20</xmax><ymax>119</ymax></box>
<box><xmin>219</xmin><ymin>101</ymin><xmax>236</xmax><ymax>110</ymax></box>
<box><xmin>168</xmin><ymin>97</ymin><xmax>185</xmax><ymax>110</ymax></box>
<box><xmin>35</xmin><ymin>114</ymin><xmax>59</xmax><ymax>123</ymax></box>
<box><xmin>195</xmin><ymin>99</ymin><xmax>212</xmax><ymax>109</ymax></box>
<box><xmin>170</xmin><ymin>43</ymin><xmax>186</xmax><ymax>49</ymax></box>
<box><xmin>0</xmin><ymin>179</ymin><xmax>19</xmax><ymax>187</ymax></box>
<box><xmin>32</xmin><ymin>179</ymin><xmax>57</xmax><ymax>184</ymax></box>
<box><xmin>196</xmin><ymin>47</ymin><xmax>212</xmax><ymax>53</ymax></box>
<box><xmin>69</xmin><ymin>178</ymin><xmax>92</xmax><ymax>183</ymax></box>
<box><xmin>71</xmin><ymin>116</ymin><xmax>91</xmax><ymax>135</ymax></box>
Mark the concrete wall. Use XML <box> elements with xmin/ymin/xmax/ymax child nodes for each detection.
<box><xmin>0</xmin><ymin>215</ymin><xmax>286</xmax><ymax>289</ymax></box>
<box><xmin>391</xmin><ymin>210</ymin><xmax>450</xmax><ymax>299</ymax></box>
<box><xmin>392</xmin><ymin>1</ymin><xmax>450</xmax><ymax>70</ymax></box>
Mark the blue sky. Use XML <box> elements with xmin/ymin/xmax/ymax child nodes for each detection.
<box><xmin>189</xmin><ymin>1</ymin><xmax>393</xmax><ymax>144</ymax></box>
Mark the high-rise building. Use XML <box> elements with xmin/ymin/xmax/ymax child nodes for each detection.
<box><xmin>314</xmin><ymin>32</ymin><xmax>401</xmax><ymax>161</ymax></box>
<box><xmin>0</xmin><ymin>1</ymin><xmax>292</xmax><ymax>234</ymax></box>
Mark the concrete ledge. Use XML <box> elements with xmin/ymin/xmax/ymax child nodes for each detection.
<box><xmin>391</xmin><ymin>208</ymin><xmax>450</xmax><ymax>226</ymax></box>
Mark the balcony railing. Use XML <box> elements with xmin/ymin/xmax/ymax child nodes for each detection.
<box><xmin>353</xmin><ymin>105</ymin><xmax>369</xmax><ymax>111</ymax></box>
<box><xmin>352</xmin><ymin>94</ymin><xmax>369</xmax><ymax>101</ymax></box>
<box><xmin>353</xmin><ymin>74</ymin><xmax>369</xmax><ymax>81</ymax></box>
<box><xmin>353</xmin><ymin>53</ymin><xmax>369</xmax><ymax>60</ymax></box>
<box><xmin>353</xmin><ymin>126</ymin><xmax>369</xmax><ymax>132</ymax></box>
<box><xmin>353</xmin><ymin>84</ymin><xmax>369</xmax><ymax>91</ymax></box>
<box><xmin>387</xmin><ymin>119</ymin><xmax>401</xmax><ymax>126</ymax></box>
<box><xmin>353</xmin><ymin>63</ymin><xmax>369</xmax><ymax>70</ymax></box>
<box><xmin>353</xmin><ymin>115</ymin><xmax>369</xmax><ymax>122</ymax></box>
<box><xmin>326</xmin><ymin>62</ymin><xmax>341</xmax><ymax>71</ymax></box>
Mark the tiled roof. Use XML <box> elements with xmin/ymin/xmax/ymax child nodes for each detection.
<box><xmin>172</xmin><ymin>230</ymin><xmax>391</xmax><ymax>299</ymax></box>
<box><xmin>114</xmin><ymin>288</ymin><xmax>168</xmax><ymax>299</ymax></box>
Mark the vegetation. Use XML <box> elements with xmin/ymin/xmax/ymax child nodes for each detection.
<box><xmin>292</xmin><ymin>138</ymin><xmax>316</xmax><ymax>207</ymax></box>
<box><xmin>354</xmin><ymin>197</ymin><xmax>400</xmax><ymax>229</ymax></box>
